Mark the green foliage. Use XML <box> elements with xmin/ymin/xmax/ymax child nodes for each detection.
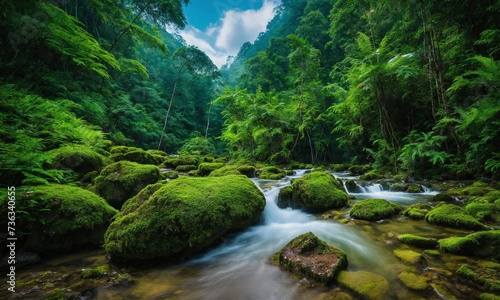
<box><xmin>179</xmin><ymin>132</ymin><xmax>216</xmax><ymax>155</ymax></box>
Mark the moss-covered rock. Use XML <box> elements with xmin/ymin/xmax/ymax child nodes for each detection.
<box><xmin>429</xmin><ymin>193</ymin><xmax>457</xmax><ymax>203</ymax></box>
<box><xmin>109</xmin><ymin>146</ymin><xmax>157</xmax><ymax>165</ymax></box>
<box><xmin>175</xmin><ymin>164</ymin><xmax>198</xmax><ymax>172</ymax></box>
<box><xmin>163</xmin><ymin>155</ymin><xmax>200</xmax><ymax>168</ymax></box>
<box><xmin>197</xmin><ymin>162</ymin><xmax>225</xmax><ymax>176</ymax></box>
<box><xmin>397</xmin><ymin>271</ymin><xmax>429</xmax><ymax>291</ymax></box>
<box><xmin>277</xmin><ymin>232</ymin><xmax>347</xmax><ymax>284</ymax></box>
<box><xmin>348</xmin><ymin>165</ymin><xmax>370</xmax><ymax>176</ymax></box>
<box><xmin>393</xmin><ymin>249</ymin><xmax>422</xmax><ymax>265</ymax></box>
<box><xmin>402</xmin><ymin>203</ymin><xmax>432</xmax><ymax>220</ymax></box>
<box><xmin>209</xmin><ymin>165</ymin><xmax>256</xmax><ymax>177</ymax></box>
<box><xmin>164</xmin><ymin>171</ymin><xmax>179</xmax><ymax>180</ymax></box>
<box><xmin>407</xmin><ymin>184</ymin><xmax>423</xmax><ymax>193</ymax></box>
<box><xmin>456</xmin><ymin>264</ymin><xmax>500</xmax><ymax>293</ymax></box>
<box><xmin>480</xmin><ymin>293</ymin><xmax>500</xmax><ymax>300</ymax></box>
<box><xmin>390</xmin><ymin>183</ymin><xmax>408</xmax><ymax>192</ymax></box>
<box><xmin>277</xmin><ymin>186</ymin><xmax>293</xmax><ymax>209</ymax></box>
<box><xmin>337</xmin><ymin>271</ymin><xmax>392</xmax><ymax>300</ymax></box>
<box><xmin>344</xmin><ymin>179</ymin><xmax>357</xmax><ymax>193</ymax></box>
<box><xmin>438</xmin><ymin>230</ymin><xmax>500</xmax><ymax>260</ymax></box>
<box><xmin>465</xmin><ymin>202</ymin><xmax>499</xmax><ymax>223</ymax></box>
<box><xmin>425</xmin><ymin>204</ymin><xmax>490</xmax><ymax>230</ymax></box>
<box><xmin>288</xmin><ymin>171</ymin><xmax>348</xmax><ymax>212</ymax></box>
<box><xmin>258</xmin><ymin>166</ymin><xmax>286</xmax><ymax>180</ymax></box>
<box><xmin>1</xmin><ymin>185</ymin><xmax>117</xmax><ymax>254</ymax></box>
<box><xmin>49</xmin><ymin>145</ymin><xmax>108</xmax><ymax>175</ymax></box>
<box><xmin>81</xmin><ymin>265</ymin><xmax>110</xmax><ymax>279</ymax></box>
<box><xmin>350</xmin><ymin>199</ymin><xmax>402</xmax><ymax>221</ymax></box>
<box><xmin>104</xmin><ymin>175</ymin><xmax>266</xmax><ymax>263</ymax></box>
<box><xmin>398</xmin><ymin>234</ymin><xmax>438</xmax><ymax>249</ymax></box>
<box><xmin>360</xmin><ymin>170</ymin><xmax>381</xmax><ymax>180</ymax></box>
<box><xmin>91</xmin><ymin>161</ymin><xmax>160</xmax><ymax>209</ymax></box>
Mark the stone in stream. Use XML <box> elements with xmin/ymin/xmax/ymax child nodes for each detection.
<box><xmin>276</xmin><ymin>232</ymin><xmax>347</xmax><ymax>284</ymax></box>
<box><xmin>104</xmin><ymin>175</ymin><xmax>265</xmax><ymax>264</ymax></box>
<box><xmin>278</xmin><ymin>171</ymin><xmax>349</xmax><ymax>212</ymax></box>
<box><xmin>337</xmin><ymin>270</ymin><xmax>393</xmax><ymax>300</ymax></box>
<box><xmin>349</xmin><ymin>199</ymin><xmax>402</xmax><ymax>221</ymax></box>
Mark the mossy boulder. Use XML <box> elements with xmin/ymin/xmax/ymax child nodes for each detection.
<box><xmin>350</xmin><ymin>199</ymin><xmax>402</xmax><ymax>221</ymax></box>
<box><xmin>429</xmin><ymin>192</ymin><xmax>457</xmax><ymax>203</ymax></box>
<box><xmin>465</xmin><ymin>202</ymin><xmax>499</xmax><ymax>223</ymax></box>
<box><xmin>258</xmin><ymin>166</ymin><xmax>286</xmax><ymax>180</ymax></box>
<box><xmin>344</xmin><ymin>179</ymin><xmax>357</xmax><ymax>193</ymax></box>
<box><xmin>348</xmin><ymin>165</ymin><xmax>370</xmax><ymax>176</ymax></box>
<box><xmin>390</xmin><ymin>183</ymin><xmax>408</xmax><ymax>192</ymax></box>
<box><xmin>402</xmin><ymin>203</ymin><xmax>432</xmax><ymax>220</ymax></box>
<box><xmin>397</xmin><ymin>271</ymin><xmax>429</xmax><ymax>291</ymax></box>
<box><xmin>393</xmin><ymin>249</ymin><xmax>422</xmax><ymax>265</ymax></box>
<box><xmin>287</xmin><ymin>171</ymin><xmax>348</xmax><ymax>212</ymax></box>
<box><xmin>359</xmin><ymin>170</ymin><xmax>381</xmax><ymax>180</ymax></box>
<box><xmin>49</xmin><ymin>145</ymin><xmax>108</xmax><ymax>175</ymax></box>
<box><xmin>109</xmin><ymin>146</ymin><xmax>157</xmax><ymax>165</ymax></box>
<box><xmin>277</xmin><ymin>186</ymin><xmax>293</xmax><ymax>209</ymax></box>
<box><xmin>398</xmin><ymin>234</ymin><xmax>438</xmax><ymax>249</ymax></box>
<box><xmin>438</xmin><ymin>230</ymin><xmax>500</xmax><ymax>260</ymax></box>
<box><xmin>407</xmin><ymin>184</ymin><xmax>423</xmax><ymax>193</ymax></box>
<box><xmin>425</xmin><ymin>203</ymin><xmax>490</xmax><ymax>230</ymax></box>
<box><xmin>163</xmin><ymin>155</ymin><xmax>200</xmax><ymax>168</ymax></box>
<box><xmin>92</xmin><ymin>161</ymin><xmax>160</xmax><ymax>209</ymax></box>
<box><xmin>456</xmin><ymin>264</ymin><xmax>500</xmax><ymax>293</ymax></box>
<box><xmin>0</xmin><ymin>185</ymin><xmax>117</xmax><ymax>254</ymax></box>
<box><xmin>277</xmin><ymin>232</ymin><xmax>347</xmax><ymax>284</ymax></box>
<box><xmin>175</xmin><ymin>164</ymin><xmax>198</xmax><ymax>172</ymax></box>
<box><xmin>209</xmin><ymin>165</ymin><xmax>256</xmax><ymax>177</ymax></box>
<box><xmin>337</xmin><ymin>271</ymin><xmax>392</xmax><ymax>300</ymax></box>
<box><xmin>104</xmin><ymin>175</ymin><xmax>266</xmax><ymax>263</ymax></box>
<box><xmin>197</xmin><ymin>162</ymin><xmax>225</xmax><ymax>176</ymax></box>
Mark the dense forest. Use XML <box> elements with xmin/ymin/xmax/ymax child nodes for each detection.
<box><xmin>1</xmin><ymin>0</ymin><xmax>499</xmax><ymax>184</ymax></box>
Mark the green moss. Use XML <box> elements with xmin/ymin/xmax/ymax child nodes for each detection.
<box><xmin>397</xmin><ymin>271</ymin><xmax>429</xmax><ymax>290</ymax></box>
<box><xmin>402</xmin><ymin>203</ymin><xmax>432</xmax><ymax>220</ymax></box>
<box><xmin>465</xmin><ymin>202</ymin><xmax>499</xmax><ymax>223</ymax></box>
<box><xmin>110</xmin><ymin>146</ymin><xmax>130</xmax><ymax>154</ymax></box>
<box><xmin>429</xmin><ymin>193</ymin><xmax>457</xmax><ymax>203</ymax></box>
<box><xmin>481</xmin><ymin>293</ymin><xmax>500</xmax><ymax>300</ymax></box>
<box><xmin>8</xmin><ymin>185</ymin><xmax>117</xmax><ymax>254</ymax></box>
<box><xmin>407</xmin><ymin>184</ymin><xmax>423</xmax><ymax>193</ymax></box>
<box><xmin>81</xmin><ymin>264</ymin><xmax>110</xmax><ymax>279</ymax></box>
<box><xmin>48</xmin><ymin>145</ymin><xmax>108</xmax><ymax>174</ymax></box>
<box><xmin>290</xmin><ymin>171</ymin><xmax>349</xmax><ymax>212</ymax></box>
<box><xmin>277</xmin><ymin>186</ymin><xmax>293</xmax><ymax>209</ymax></box>
<box><xmin>123</xmin><ymin>149</ymin><xmax>157</xmax><ymax>165</ymax></box>
<box><xmin>462</xmin><ymin>181</ymin><xmax>495</xmax><ymax>196</ymax></box>
<box><xmin>438</xmin><ymin>230</ymin><xmax>500</xmax><ymax>260</ymax></box>
<box><xmin>175</xmin><ymin>165</ymin><xmax>198</xmax><ymax>172</ymax></box>
<box><xmin>258</xmin><ymin>166</ymin><xmax>286</xmax><ymax>180</ymax></box>
<box><xmin>390</xmin><ymin>183</ymin><xmax>408</xmax><ymax>192</ymax></box>
<box><xmin>163</xmin><ymin>155</ymin><xmax>200</xmax><ymax>168</ymax></box>
<box><xmin>398</xmin><ymin>234</ymin><xmax>438</xmax><ymax>248</ymax></box>
<box><xmin>393</xmin><ymin>249</ymin><xmax>422</xmax><ymax>264</ymax></box>
<box><xmin>104</xmin><ymin>175</ymin><xmax>265</xmax><ymax>263</ymax></box>
<box><xmin>92</xmin><ymin>161</ymin><xmax>160</xmax><ymax>208</ymax></box>
<box><xmin>197</xmin><ymin>162</ymin><xmax>224</xmax><ymax>176</ymax></box>
<box><xmin>423</xmin><ymin>250</ymin><xmax>440</xmax><ymax>256</ymax></box>
<box><xmin>330</xmin><ymin>164</ymin><xmax>349</xmax><ymax>172</ymax></box>
<box><xmin>360</xmin><ymin>170</ymin><xmax>381</xmax><ymax>180</ymax></box>
<box><xmin>350</xmin><ymin>199</ymin><xmax>402</xmax><ymax>221</ymax></box>
<box><xmin>344</xmin><ymin>179</ymin><xmax>357</xmax><ymax>193</ymax></box>
<box><xmin>277</xmin><ymin>232</ymin><xmax>347</xmax><ymax>284</ymax></box>
<box><xmin>209</xmin><ymin>165</ymin><xmax>255</xmax><ymax>177</ymax></box>
<box><xmin>337</xmin><ymin>271</ymin><xmax>391</xmax><ymax>300</ymax></box>
<box><xmin>164</xmin><ymin>171</ymin><xmax>179</xmax><ymax>179</ymax></box>
<box><xmin>425</xmin><ymin>204</ymin><xmax>489</xmax><ymax>230</ymax></box>
<box><xmin>457</xmin><ymin>264</ymin><xmax>500</xmax><ymax>292</ymax></box>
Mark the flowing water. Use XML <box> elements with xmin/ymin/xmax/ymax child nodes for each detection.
<box><xmin>9</xmin><ymin>171</ymin><xmax>482</xmax><ymax>299</ymax></box>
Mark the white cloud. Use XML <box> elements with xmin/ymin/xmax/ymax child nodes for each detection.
<box><xmin>170</xmin><ymin>0</ymin><xmax>280</xmax><ymax>68</ymax></box>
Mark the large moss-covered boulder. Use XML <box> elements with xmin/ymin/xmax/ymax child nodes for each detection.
<box><xmin>92</xmin><ymin>161</ymin><xmax>160</xmax><ymax>208</ymax></box>
<box><xmin>104</xmin><ymin>175</ymin><xmax>265</xmax><ymax>263</ymax></box>
<box><xmin>49</xmin><ymin>145</ymin><xmax>108</xmax><ymax>174</ymax></box>
<box><xmin>402</xmin><ymin>203</ymin><xmax>432</xmax><ymax>220</ymax></box>
<box><xmin>258</xmin><ymin>166</ymin><xmax>286</xmax><ymax>180</ymax></box>
<box><xmin>163</xmin><ymin>155</ymin><xmax>200</xmax><ymax>168</ymax></box>
<box><xmin>109</xmin><ymin>146</ymin><xmax>157</xmax><ymax>165</ymax></box>
<box><xmin>425</xmin><ymin>203</ymin><xmax>490</xmax><ymax>230</ymax></box>
<box><xmin>287</xmin><ymin>171</ymin><xmax>348</xmax><ymax>212</ymax></box>
<box><xmin>277</xmin><ymin>232</ymin><xmax>347</xmax><ymax>284</ymax></box>
<box><xmin>438</xmin><ymin>230</ymin><xmax>500</xmax><ymax>260</ymax></box>
<box><xmin>337</xmin><ymin>271</ymin><xmax>392</xmax><ymax>300</ymax></box>
<box><xmin>0</xmin><ymin>185</ymin><xmax>117</xmax><ymax>254</ymax></box>
<box><xmin>197</xmin><ymin>162</ymin><xmax>225</xmax><ymax>176</ymax></box>
<box><xmin>350</xmin><ymin>199</ymin><xmax>402</xmax><ymax>221</ymax></box>
<box><xmin>209</xmin><ymin>165</ymin><xmax>256</xmax><ymax>177</ymax></box>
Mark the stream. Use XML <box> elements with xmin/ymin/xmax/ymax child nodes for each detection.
<box><xmin>96</xmin><ymin>170</ymin><xmax>451</xmax><ymax>299</ymax></box>
<box><xmin>8</xmin><ymin>170</ymin><xmax>480</xmax><ymax>299</ymax></box>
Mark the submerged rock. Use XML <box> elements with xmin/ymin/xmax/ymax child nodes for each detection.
<box><xmin>104</xmin><ymin>175</ymin><xmax>265</xmax><ymax>264</ymax></box>
<box><xmin>91</xmin><ymin>161</ymin><xmax>161</xmax><ymax>209</ymax></box>
<box><xmin>1</xmin><ymin>185</ymin><xmax>117</xmax><ymax>254</ymax></box>
<box><xmin>438</xmin><ymin>230</ymin><xmax>500</xmax><ymax>260</ymax></box>
<box><xmin>277</xmin><ymin>232</ymin><xmax>347</xmax><ymax>284</ymax></box>
<box><xmin>337</xmin><ymin>270</ymin><xmax>392</xmax><ymax>300</ymax></box>
<box><xmin>286</xmin><ymin>171</ymin><xmax>349</xmax><ymax>212</ymax></box>
<box><xmin>425</xmin><ymin>203</ymin><xmax>490</xmax><ymax>230</ymax></box>
<box><xmin>456</xmin><ymin>264</ymin><xmax>500</xmax><ymax>293</ymax></box>
<box><xmin>398</xmin><ymin>271</ymin><xmax>429</xmax><ymax>291</ymax></box>
<box><xmin>393</xmin><ymin>249</ymin><xmax>423</xmax><ymax>265</ymax></box>
<box><xmin>350</xmin><ymin>199</ymin><xmax>402</xmax><ymax>221</ymax></box>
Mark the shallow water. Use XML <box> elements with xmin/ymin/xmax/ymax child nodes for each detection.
<box><xmin>8</xmin><ymin>171</ymin><xmax>491</xmax><ymax>300</ymax></box>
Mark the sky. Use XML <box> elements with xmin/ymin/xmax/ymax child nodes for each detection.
<box><xmin>170</xmin><ymin>0</ymin><xmax>281</xmax><ymax>68</ymax></box>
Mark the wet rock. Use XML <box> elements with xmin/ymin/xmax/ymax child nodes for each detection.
<box><xmin>1</xmin><ymin>250</ymin><xmax>40</xmax><ymax>270</ymax></box>
<box><xmin>398</xmin><ymin>234</ymin><xmax>438</xmax><ymax>249</ymax></box>
<box><xmin>393</xmin><ymin>249</ymin><xmax>423</xmax><ymax>265</ymax></box>
<box><xmin>425</xmin><ymin>203</ymin><xmax>490</xmax><ymax>230</ymax></box>
<box><xmin>337</xmin><ymin>270</ymin><xmax>392</xmax><ymax>300</ymax></box>
<box><xmin>277</xmin><ymin>232</ymin><xmax>347</xmax><ymax>284</ymax></box>
<box><xmin>91</xmin><ymin>161</ymin><xmax>161</xmax><ymax>209</ymax></box>
<box><xmin>277</xmin><ymin>186</ymin><xmax>293</xmax><ymax>209</ymax></box>
<box><xmin>398</xmin><ymin>271</ymin><xmax>429</xmax><ymax>291</ymax></box>
<box><xmin>286</xmin><ymin>171</ymin><xmax>349</xmax><ymax>212</ymax></box>
<box><xmin>438</xmin><ymin>230</ymin><xmax>500</xmax><ymax>260</ymax></box>
<box><xmin>349</xmin><ymin>199</ymin><xmax>402</xmax><ymax>221</ymax></box>
<box><xmin>429</xmin><ymin>192</ymin><xmax>458</xmax><ymax>203</ymax></box>
<box><xmin>344</xmin><ymin>179</ymin><xmax>357</xmax><ymax>193</ymax></box>
<box><xmin>104</xmin><ymin>175</ymin><xmax>266</xmax><ymax>264</ymax></box>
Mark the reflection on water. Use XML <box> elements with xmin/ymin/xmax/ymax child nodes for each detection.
<box><xmin>97</xmin><ymin>171</ymin><xmax>441</xmax><ymax>300</ymax></box>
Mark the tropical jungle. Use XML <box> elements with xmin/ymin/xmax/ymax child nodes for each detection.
<box><xmin>0</xmin><ymin>0</ymin><xmax>499</xmax><ymax>299</ymax></box>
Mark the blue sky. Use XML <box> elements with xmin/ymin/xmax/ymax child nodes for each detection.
<box><xmin>171</xmin><ymin>0</ymin><xmax>281</xmax><ymax>67</ymax></box>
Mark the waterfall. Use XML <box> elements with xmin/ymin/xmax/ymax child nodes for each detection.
<box><xmin>356</xmin><ymin>183</ymin><xmax>383</xmax><ymax>193</ymax></box>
